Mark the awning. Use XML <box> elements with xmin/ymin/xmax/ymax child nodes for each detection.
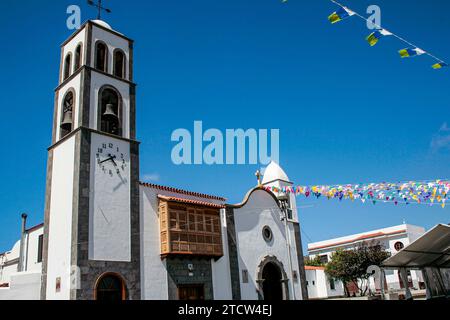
<box><xmin>382</xmin><ymin>224</ymin><xmax>450</xmax><ymax>269</ymax></box>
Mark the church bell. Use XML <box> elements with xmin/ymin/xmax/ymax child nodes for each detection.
<box><xmin>103</xmin><ymin>103</ymin><xmax>119</xmax><ymax>120</ymax></box>
<box><xmin>60</xmin><ymin>110</ymin><xmax>73</xmax><ymax>130</ymax></box>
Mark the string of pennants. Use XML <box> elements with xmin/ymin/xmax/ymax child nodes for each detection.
<box><xmin>263</xmin><ymin>180</ymin><xmax>450</xmax><ymax>208</ymax></box>
<box><xmin>327</xmin><ymin>0</ymin><xmax>448</xmax><ymax>70</ymax></box>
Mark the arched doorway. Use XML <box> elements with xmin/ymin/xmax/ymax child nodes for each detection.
<box><xmin>94</xmin><ymin>273</ymin><xmax>126</xmax><ymax>301</ymax></box>
<box><xmin>256</xmin><ymin>255</ymin><xmax>290</xmax><ymax>300</ymax></box>
<box><xmin>262</xmin><ymin>262</ymin><xmax>283</xmax><ymax>301</ymax></box>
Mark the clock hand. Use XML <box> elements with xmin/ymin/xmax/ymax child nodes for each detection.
<box><xmin>99</xmin><ymin>155</ymin><xmax>116</xmax><ymax>164</ymax></box>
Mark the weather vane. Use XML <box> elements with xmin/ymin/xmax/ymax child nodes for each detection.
<box><xmin>87</xmin><ymin>0</ymin><xmax>111</xmax><ymax>20</ymax></box>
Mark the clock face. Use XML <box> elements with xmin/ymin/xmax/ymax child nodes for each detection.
<box><xmin>95</xmin><ymin>141</ymin><xmax>128</xmax><ymax>178</ymax></box>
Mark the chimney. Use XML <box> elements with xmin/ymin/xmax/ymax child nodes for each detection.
<box><xmin>17</xmin><ymin>213</ymin><xmax>27</xmax><ymax>272</ymax></box>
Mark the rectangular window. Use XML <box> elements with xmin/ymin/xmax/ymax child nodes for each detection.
<box><xmin>37</xmin><ymin>234</ymin><xmax>44</xmax><ymax>263</ymax></box>
<box><xmin>242</xmin><ymin>270</ymin><xmax>249</xmax><ymax>283</ymax></box>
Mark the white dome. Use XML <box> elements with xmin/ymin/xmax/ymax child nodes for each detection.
<box><xmin>262</xmin><ymin>161</ymin><xmax>291</xmax><ymax>184</ymax></box>
<box><xmin>92</xmin><ymin>19</ymin><xmax>112</xmax><ymax>30</ymax></box>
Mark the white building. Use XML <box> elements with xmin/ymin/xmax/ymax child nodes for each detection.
<box><xmin>307</xmin><ymin>224</ymin><xmax>426</xmax><ymax>297</ymax></box>
<box><xmin>305</xmin><ymin>266</ymin><xmax>345</xmax><ymax>299</ymax></box>
<box><xmin>0</xmin><ymin>20</ymin><xmax>308</xmax><ymax>300</ymax></box>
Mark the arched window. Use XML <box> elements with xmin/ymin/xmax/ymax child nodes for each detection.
<box><xmin>99</xmin><ymin>87</ymin><xmax>122</xmax><ymax>136</ymax></box>
<box><xmin>74</xmin><ymin>44</ymin><xmax>82</xmax><ymax>71</ymax></box>
<box><xmin>95</xmin><ymin>273</ymin><xmax>126</xmax><ymax>301</ymax></box>
<box><xmin>60</xmin><ymin>90</ymin><xmax>74</xmax><ymax>138</ymax></box>
<box><xmin>95</xmin><ymin>42</ymin><xmax>108</xmax><ymax>72</ymax></box>
<box><xmin>113</xmin><ymin>50</ymin><xmax>126</xmax><ymax>78</ymax></box>
<box><xmin>63</xmin><ymin>53</ymin><xmax>72</xmax><ymax>80</ymax></box>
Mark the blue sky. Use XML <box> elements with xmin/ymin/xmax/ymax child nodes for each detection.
<box><xmin>0</xmin><ymin>0</ymin><xmax>449</xmax><ymax>252</ymax></box>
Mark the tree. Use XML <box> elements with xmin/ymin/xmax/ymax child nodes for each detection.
<box><xmin>304</xmin><ymin>255</ymin><xmax>325</xmax><ymax>267</ymax></box>
<box><xmin>325</xmin><ymin>241</ymin><xmax>390</xmax><ymax>297</ymax></box>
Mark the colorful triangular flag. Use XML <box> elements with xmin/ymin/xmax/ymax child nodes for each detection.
<box><xmin>366</xmin><ymin>29</ymin><xmax>392</xmax><ymax>46</ymax></box>
<box><xmin>399</xmin><ymin>47</ymin><xmax>425</xmax><ymax>58</ymax></box>
<box><xmin>432</xmin><ymin>62</ymin><xmax>448</xmax><ymax>69</ymax></box>
<box><xmin>328</xmin><ymin>6</ymin><xmax>355</xmax><ymax>24</ymax></box>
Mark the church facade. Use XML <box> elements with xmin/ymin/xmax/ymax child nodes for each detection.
<box><xmin>0</xmin><ymin>20</ymin><xmax>307</xmax><ymax>300</ymax></box>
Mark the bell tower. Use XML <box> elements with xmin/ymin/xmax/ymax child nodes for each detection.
<box><xmin>41</xmin><ymin>19</ymin><xmax>140</xmax><ymax>300</ymax></box>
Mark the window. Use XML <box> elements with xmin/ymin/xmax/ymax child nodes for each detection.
<box><xmin>74</xmin><ymin>44</ymin><xmax>82</xmax><ymax>70</ymax></box>
<box><xmin>312</xmin><ymin>281</ymin><xmax>315</xmax><ymax>286</ymax></box>
<box><xmin>113</xmin><ymin>50</ymin><xmax>125</xmax><ymax>78</ymax></box>
<box><xmin>99</xmin><ymin>87</ymin><xmax>121</xmax><ymax>136</ymax></box>
<box><xmin>95</xmin><ymin>42</ymin><xmax>108</xmax><ymax>72</ymax></box>
<box><xmin>63</xmin><ymin>53</ymin><xmax>71</xmax><ymax>80</ymax></box>
<box><xmin>159</xmin><ymin>201</ymin><xmax>223</xmax><ymax>257</ymax></box>
<box><xmin>394</xmin><ymin>241</ymin><xmax>404</xmax><ymax>251</ymax></box>
<box><xmin>329</xmin><ymin>278</ymin><xmax>335</xmax><ymax>290</ymax></box>
<box><xmin>285</xmin><ymin>198</ymin><xmax>293</xmax><ymax>220</ymax></box>
<box><xmin>60</xmin><ymin>90</ymin><xmax>74</xmax><ymax>138</ymax></box>
<box><xmin>242</xmin><ymin>270</ymin><xmax>249</xmax><ymax>283</ymax></box>
<box><xmin>319</xmin><ymin>255</ymin><xmax>328</xmax><ymax>264</ymax></box>
<box><xmin>37</xmin><ymin>234</ymin><xmax>43</xmax><ymax>263</ymax></box>
<box><xmin>262</xmin><ymin>226</ymin><xmax>273</xmax><ymax>242</ymax></box>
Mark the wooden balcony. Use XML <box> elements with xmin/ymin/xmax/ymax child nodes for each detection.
<box><xmin>159</xmin><ymin>196</ymin><xmax>224</xmax><ymax>258</ymax></box>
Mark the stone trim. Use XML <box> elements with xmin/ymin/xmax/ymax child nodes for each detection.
<box><xmin>293</xmin><ymin>222</ymin><xmax>308</xmax><ymax>300</ymax></box>
<box><xmin>40</xmin><ymin>149</ymin><xmax>54</xmax><ymax>299</ymax></box>
<box><xmin>224</xmin><ymin>207</ymin><xmax>241</xmax><ymax>300</ymax></box>
<box><xmin>256</xmin><ymin>255</ymin><xmax>290</xmax><ymax>300</ymax></box>
<box><xmin>129</xmin><ymin>84</ymin><xmax>136</xmax><ymax>140</ymax></box>
<box><xmin>48</xmin><ymin>126</ymin><xmax>140</xmax><ymax>152</ymax></box>
<box><xmin>228</xmin><ymin>187</ymin><xmax>281</xmax><ymax>209</ymax></box>
<box><xmin>60</xmin><ymin>20</ymin><xmax>134</xmax><ymax>48</ymax></box>
<box><xmin>55</xmin><ymin>65</ymin><xmax>137</xmax><ymax>93</ymax></box>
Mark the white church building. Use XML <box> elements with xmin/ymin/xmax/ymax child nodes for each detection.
<box><xmin>0</xmin><ymin>20</ymin><xmax>308</xmax><ymax>300</ymax></box>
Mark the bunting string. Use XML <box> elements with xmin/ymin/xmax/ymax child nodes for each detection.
<box><xmin>263</xmin><ymin>180</ymin><xmax>450</xmax><ymax>208</ymax></box>
<box><xmin>327</xmin><ymin>0</ymin><xmax>448</xmax><ymax>69</ymax></box>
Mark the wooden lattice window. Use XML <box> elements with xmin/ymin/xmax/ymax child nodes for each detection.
<box><xmin>159</xmin><ymin>200</ymin><xmax>223</xmax><ymax>258</ymax></box>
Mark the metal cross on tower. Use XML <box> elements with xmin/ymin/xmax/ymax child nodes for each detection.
<box><xmin>87</xmin><ymin>0</ymin><xmax>111</xmax><ymax>20</ymax></box>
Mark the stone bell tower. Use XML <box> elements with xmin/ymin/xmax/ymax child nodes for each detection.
<box><xmin>41</xmin><ymin>19</ymin><xmax>140</xmax><ymax>300</ymax></box>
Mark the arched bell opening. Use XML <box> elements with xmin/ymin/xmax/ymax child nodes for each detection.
<box><xmin>60</xmin><ymin>90</ymin><xmax>75</xmax><ymax>139</ymax></box>
<box><xmin>98</xmin><ymin>86</ymin><xmax>122</xmax><ymax>136</ymax></box>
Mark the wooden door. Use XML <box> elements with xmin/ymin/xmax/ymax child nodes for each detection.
<box><xmin>178</xmin><ymin>284</ymin><xmax>205</xmax><ymax>300</ymax></box>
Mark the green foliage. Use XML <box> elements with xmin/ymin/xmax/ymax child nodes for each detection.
<box><xmin>304</xmin><ymin>255</ymin><xmax>325</xmax><ymax>267</ymax></box>
<box><xmin>324</xmin><ymin>241</ymin><xmax>390</xmax><ymax>296</ymax></box>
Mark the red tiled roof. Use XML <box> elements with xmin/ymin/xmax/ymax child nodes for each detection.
<box><xmin>157</xmin><ymin>195</ymin><xmax>226</xmax><ymax>209</ymax></box>
<box><xmin>26</xmin><ymin>223</ymin><xmax>44</xmax><ymax>233</ymax></box>
<box><xmin>309</xmin><ymin>229</ymin><xmax>406</xmax><ymax>251</ymax></box>
<box><xmin>140</xmin><ymin>182</ymin><xmax>226</xmax><ymax>201</ymax></box>
<box><xmin>305</xmin><ymin>266</ymin><xmax>325</xmax><ymax>271</ymax></box>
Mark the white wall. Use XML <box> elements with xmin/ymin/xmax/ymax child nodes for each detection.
<box><xmin>305</xmin><ymin>268</ymin><xmax>344</xmax><ymax>299</ymax></box>
<box><xmin>0</xmin><ymin>272</ymin><xmax>41</xmax><ymax>300</ymax></box>
<box><xmin>211</xmin><ymin>209</ymin><xmax>232</xmax><ymax>299</ymax></box>
<box><xmin>139</xmin><ymin>186</ymin><xmax>169</xmax><ymax>300</ymax></box>
<box><xmin>139</xmin><ymin>185</ymin><xmax>226</xmax><ymax>300</ymax></box>
<box><xmin>234</xmin><ymin>189</ymin><xmax>303</xmax><ymax>300</ymax></box>
<box><xmin>89</xmin><ymin>133</ymin><xmax>131</xmax><ymax>262</ymax></box>
<box><xmin>46</xmin><ymin>136</ymin><xmax>75</xmax><ymax>300</ymax></box>
<box><xmin>24</xmin><ymin>227</ymin><xmax>44</xmax><ymax>273</ymax></box>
